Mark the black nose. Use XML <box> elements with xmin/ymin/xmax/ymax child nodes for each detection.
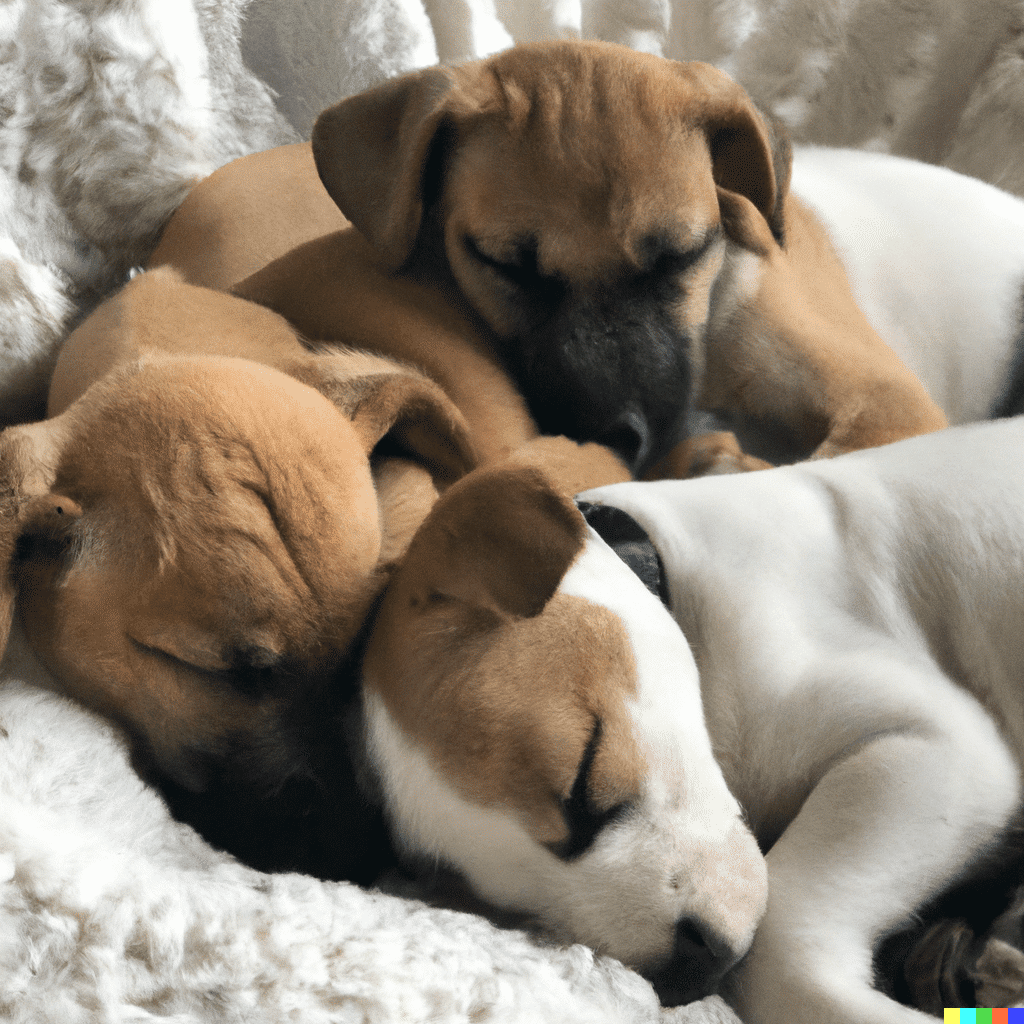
<box><xmin>594</xmin><ymin>407</ymin><xmax>651</xmax><ymax>473</ymax></box>
<box><xmin>648</xmin><ymin>916</ymin><xmax>743</xmax><ymax>1007</ymax></box>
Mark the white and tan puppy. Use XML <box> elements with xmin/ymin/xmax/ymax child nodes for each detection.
<box><xmin>360</xmin><ymin>418</ymin><xmax>1024</xmax><ymax>1019</ymax></box>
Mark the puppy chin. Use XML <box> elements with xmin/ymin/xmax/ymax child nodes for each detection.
<box><xmin>141</xmin><ymin>689</ymin><xmax>399</xmax><ymax>884</ymax></box>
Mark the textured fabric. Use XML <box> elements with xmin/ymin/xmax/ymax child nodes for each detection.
<box><xmin>1</xmin><ymin>3</ymin><xmax>1023</xmax><ymax>1019</ymax></box>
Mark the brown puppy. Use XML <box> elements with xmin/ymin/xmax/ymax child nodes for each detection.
<box><xmin>146</xmin><ymin>129</ymin><xmax>742</xmax><ymax>477</ymax></box>
<box><xmin>147</xmin><ymin>142</ymin><xmax>348</xmax><ymax>293</ymax></box>
<box><xmin>309</xmin><ymin>40</ymin><xmax>947</xmax><ymax>474</ymax></box>
<box><xmin>0</xmin><ymin>268</ymin><xmax>479</xmax><ymax>879</ymax></box>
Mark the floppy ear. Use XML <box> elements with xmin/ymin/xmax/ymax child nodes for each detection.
<box><xmin>312</xmin><ymin>66</ymin><xmax>458</xmax><ymax>270</ymax></box>
<box><xmin>684</xmin><ymin>62</ymin><xmax>792</xmax><ymax>253</ymax></box>
<box><xmin>0</xmin><ymin>419</ymin><xmax>76</xmax><ymax>660</ymax></box>
<box><xmin>398</xmin><ymin>463</ymin><xmax>589</xmax><ymax>622</ymax></box>
<box><xmin>291</xmin><ymin>355</ymin><xmax>477</xmax><ymax>489</ymax></box>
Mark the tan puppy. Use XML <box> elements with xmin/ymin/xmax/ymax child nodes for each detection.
<box><xmin>5</xmin><ymin>267</ymin><xmax>629</xmax><ymax>878</ymax></box>
<box><xmin>149</xmin><ymin>43</ymin><xmax>947</xmax><ymax>479</ymax></box>
<box><xmin>146</xmin><ymin>142</ymin><xmax>348</xmax><ymax>293</ymax></box>
<box><xmin>0</xmin><ymin>267</ymin><xmax>479</xmax><ymax>879</ymax></box>
<box><xmin>309</xmin><ymin>39</ymin><xmax>948</xmax><ymax>474</ymax></box>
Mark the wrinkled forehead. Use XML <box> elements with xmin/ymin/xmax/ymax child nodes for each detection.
<box><xmin>447</xmin><ymin>62</ymin><xmax>720</xmax><ymax>273</ymax></box>
<box><xmin>54</xmin><ymin>359</ymin><xmax>384</xmax><ymax>612</ymax></box>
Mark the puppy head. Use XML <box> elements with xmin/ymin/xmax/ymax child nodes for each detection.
<box><xmin>360</xmin><ymin>461</ymin><xmax>767</xmax><ymax>1003</ymax></box>
<box><xmin>313</xmin><ymin>40</ymin><xmax>790</xmax><ymax>474</ymax></box>
<box><xmin>0</xmin><ymin>353</ymin><xmax>473</xmax><ymax>878</ymax></box>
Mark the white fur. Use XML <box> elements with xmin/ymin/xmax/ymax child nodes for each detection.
<box><xmin>0</xmin><ymin>0</ymin><xmax>295</xmax><ymax>425</ymax></box>
<box><xmin>579</xmin><ymin>416</ymin><xmax>1024</xmax><ymax>1021</ymax></box>
<box><xmin>791</xmin><ymin>146</ymin><xmax>1024</xmax><ymax>424</ymax></box>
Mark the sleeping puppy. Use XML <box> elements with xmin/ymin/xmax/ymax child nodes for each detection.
<box><xmin>311</xmin><ymin>39</ymin><xmax>1024</xmax><ymax>474</ymax></box>
<box><xmin>7</xmin><ymin>268</ymin><xmax>629</xmax><ymax>879</ymax></box>
<box><xmin>0</xmin><ymin>267</ymin><xmax>479</xmax><ymax>880</ymax></box>
<box><xmin>359</xmin><ymin>417</ymin><xmax>1024</xmax><ymax>1019</ymax></box>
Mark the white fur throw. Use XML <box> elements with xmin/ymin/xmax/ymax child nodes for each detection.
<box><xmin>2</xmin><ymin>2</ymin><xmax>1023</xmax><ymax>1020</ymax></box>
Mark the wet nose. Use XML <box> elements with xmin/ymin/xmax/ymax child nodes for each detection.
<box><xmin>594</xmin><ymin>407</ymin><xmax>651</xmax><ymax>474</ymax></box>
<box><xmin>649</xmin><ymin>916</ymin><xmax>744</xmax><ymax>1007</ymax></box>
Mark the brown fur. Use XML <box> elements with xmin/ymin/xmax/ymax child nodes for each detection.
<box><xmin>15</xmin><ymin>359</ymin><xmax>386</xmax><ymax>777</ymax></box>
<box><xmin>0</xmin><ymin>271</ymin><xmax>477</xmax><ymax>817</ymax></box>
<box><xmin>147</xmin><ymin>146</ymin><xmax>541</xmax><ymax>467</ymax></box>
<box><xmin>309</xmin><ymin>40</ymin><xmax>946</xmax><ymax>471</ymax></box>
<box><xmin>362</xmin><ymin>454</ymin><xmax>643</xmax><ymax>848</ymax></box>
<box><xmin>147</xmin><ymin>142</ymin><xmax>348</xmax><ymax>292</ymax></box>
<box><xmin>3</xmin><ymin>264</ymin><xmax>628</xmax><ymax>878</ymax></box>
<box><xmin>149</xmin><ymin>41</ymin><xmax>928</xmax><ymax>477</ymax></box>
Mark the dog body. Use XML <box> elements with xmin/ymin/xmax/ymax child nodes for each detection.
<box><xmin>312</xmin><ymin>40</ymin><xmax>1015</xmax><ymax>474</ymax></box>
<box><xmin>153</xmin><ymin>41</ymin><xmax>1024</xmax><ymax>477</ymax></box>
<box><xmin>360</xmin><ymin>417</ymin><xmax>1024</xmax><ymax>1019</ymax></box>
<box><xmin>789</xmin><ymin>146</ymin><xmax>1024</xmax><ymax>429</ymax></box>
<box><xmin>147</xmin><ymin>144</ymin><xmax>542</xmax><ymax>467</ymax></box>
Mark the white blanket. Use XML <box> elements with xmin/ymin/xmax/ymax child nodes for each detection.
<box><xmin>2</xmin><ymin>2</ymin><xmax>1023</xmax><ymax>1020</ymax></box>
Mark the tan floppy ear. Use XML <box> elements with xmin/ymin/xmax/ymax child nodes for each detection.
<box><xmin>348</xmin><ymin>373</ymin><xmax>477</xmax><ymax>489</ymax></box>
<box><xmin>312</xmin><ymin>66</ymin><xmax>458</xmax><ymax>269</ymax></box>
<box><xmin>399</xmin><ymin>463</ymin><xmax>589</xmax><ymax>622</ymax></box>
<box><xmin>683</xmin><ymin>62</ymin><xmax>792</xmax><ymax>253</ymax></box>
<box><xmin>291</xmin><ymin>355</ymin><xmax>478</xmax><ymax>489</ymax></box>
<box><xmin>0</xmin><ymin>419</ymin><xmax>76</xmax><ymax>660</ymax></box>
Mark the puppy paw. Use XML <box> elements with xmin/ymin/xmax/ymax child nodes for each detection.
<box><xmin>644</xmin><ymin>432</ymin><xmax>772</xmax><ymax>480</ymax></box>
<box><xmin>973</xmin><ymin>938</ymin><xmax>1024</xmax><ymax>1008</ymax></box>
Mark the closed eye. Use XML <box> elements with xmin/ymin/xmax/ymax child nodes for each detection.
<box><xmin>633</xmin><ymin>229</ymin><xmax>723</xmax><ymax>302</ymax></box>
<box><xmin>547</xmin><ymin>718</ymin><xmax>629</xmax><ymax>862</ymax></box>
<box><xmin>463</xmin><ymin>235</ymin><xmax>565</xmax><ymax>304</ymax></box>
<box><xmin>128</xmin><ymin>634</ymin><xmax>282</xmax><ymax>699</ymax></box>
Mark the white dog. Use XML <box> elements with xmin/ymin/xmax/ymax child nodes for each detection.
<box><xmin>359</xmin><ymin>420</ymin><xmax>1024</xmax><ymax>1021</ymax></box>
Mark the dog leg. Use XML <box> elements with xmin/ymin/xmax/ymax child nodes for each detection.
<box><xmin>704</xmin><ymin>196</ymin><xmax>949</xmax><ymax>463</ymax></box>
<box><xmin>643</xmin><ymin>431</ymin><xmax>772</xmax><ymax>479</ymax></box>
<box><xmin>728</xmin><ymin>690</ymin><xmax>1020</xmax><ymax>1024</ymax></box>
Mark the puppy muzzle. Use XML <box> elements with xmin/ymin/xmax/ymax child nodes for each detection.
<box><xmin>502</xmin><ymin>286</ymin><xmax>696</xmax><ymax>474</ymax></box>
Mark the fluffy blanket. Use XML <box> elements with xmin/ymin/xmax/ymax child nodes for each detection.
<box><xmin>2</xmin><ymin>1</ymin><xmax>1023</xmax><ymax>1020</ymax></box>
